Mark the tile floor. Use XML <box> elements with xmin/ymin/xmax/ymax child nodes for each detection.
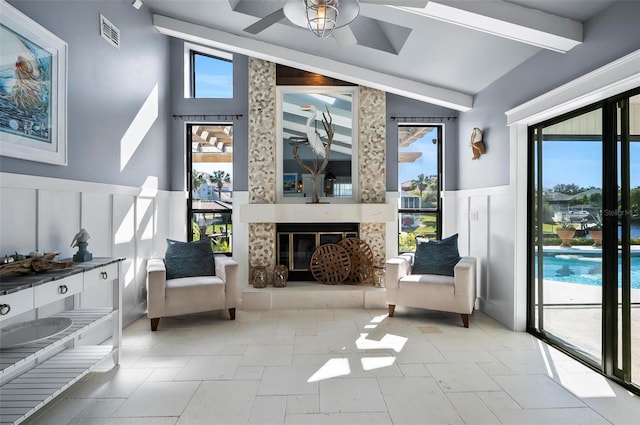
<box><xmin>23</xmin><ymin>308</ymin><xmax>640</xmax><ymax>425</ymax></box>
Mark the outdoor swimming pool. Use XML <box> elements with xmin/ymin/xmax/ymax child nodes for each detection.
<box><xmin>538</xmin><ymin>254</ymin><xmax>640</xmax><ymax>289</ymax></box>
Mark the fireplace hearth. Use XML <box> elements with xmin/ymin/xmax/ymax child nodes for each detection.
<box><xmin>277</xmin><ymin>223</ymin><xmax>359</xmax><ymax>281</ymax></box>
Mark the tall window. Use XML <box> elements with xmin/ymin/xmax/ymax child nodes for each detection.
<box><xmin>187</xmin><ymin>124</ymin><xmax>233</xmax><ymax>254</ymax></box>
<box><xmin>184</xmin><ymin>43</ymin><xmax>233</xmax><ymax>98</ymax></box>
<box><xmin>397</xmin><ymin>125</ymin><xmax>442</xmax><ymax>252</ymax></box>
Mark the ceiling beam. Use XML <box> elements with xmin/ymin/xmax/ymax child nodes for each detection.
<box><xmin>153</xmin><ymin>14</ymin><xmax>473</xmax><ymax>111</ymax></box>
<box><xmin>398</xmin><ymin>0</ymin><xmax>582</xmax><ymax>53</ymax></box>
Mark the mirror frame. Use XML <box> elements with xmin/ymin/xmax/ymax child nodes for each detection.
<box><xmin>276</xmin><ymin>85</ymin><xmax>359</xmax><ymax>203</ymax></box>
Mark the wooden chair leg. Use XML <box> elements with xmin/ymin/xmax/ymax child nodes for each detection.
<box><xmin>461</xmin><ymin>313</ymin><xmax>469</xmax><ymax>328</ymax></box>
<box><xmin>229</xmin><ymin>308</ymin><xmax>236</xmax><ymax>320</ymax></box>
<box><xmin>150</xmin><ymin>318</ymin><xmax>160</xmax><ymax>331</ymax></box>
<box><xmin>388</xmin><ymin>304</ymin><xmax>395</xmax><ymax>317</ymax></box>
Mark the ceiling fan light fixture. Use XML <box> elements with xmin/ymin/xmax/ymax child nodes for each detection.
<box><xmin>306</xmin><ymin>0</ymin><xmax>339</xmax><ymax>38</ymax></box>
<box><xmin>284</xmin><ymin>0</ymin><xmax>360</xmax><ymax>39</ymax></box>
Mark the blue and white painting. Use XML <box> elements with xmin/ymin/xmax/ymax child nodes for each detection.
<box><xmin>0</xmin><ymin>23</ymin><xmax>52</xmax><ymax>144</ymax></box>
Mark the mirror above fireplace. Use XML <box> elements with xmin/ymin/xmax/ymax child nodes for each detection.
<box><xmin>276</xmin><ymin>86</ymin><xmax>359</xmax><ymax>203</ymax></box>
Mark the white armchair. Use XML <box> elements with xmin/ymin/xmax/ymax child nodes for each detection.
<box><xmin>385</xmin><ymin>253</ymin><xmax>476</xmax><ymax>327</ymax></box>
<box><xmin>146</xmin><ymin>255</ymin><xmax>238</xmax><ymax>331</ymax></box>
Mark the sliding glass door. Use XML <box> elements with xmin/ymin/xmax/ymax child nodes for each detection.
<box><xmin>529</xmin><ymin>88</ymin><xmax>639</xmax><ymax>393</ymax></box>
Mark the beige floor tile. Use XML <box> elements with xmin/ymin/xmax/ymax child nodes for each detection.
<box><xmin>112</xmin><ymin>381</ymin><xmax>200</xmax><ymax>417</ymax></box>
<box><xmin>286</xmin><ymin>395</ymin><xmax>320</xmax><ymax>414</ymax></box>
<box><xmin>285</xmin><ymin>412</ymin><xmax>392</xmax><ymax>425</ymax></box>
<box><xmin>446</xmin><ymin>392</ymin><xmax>501</xmax><ymax>425</ymax></box>
<box><xmin>427</xmin><ymin>363</ymin><xmax>502</xmax><ymax>392</ymax></box>
<box><xmin>319</xmin><ymin>377</ymin><xmax>386</xmax><ymax>413</ymax></box>
<box><xmin>248</xmin><ymin>395</ymin><xmax>287</xmax><ymax>425</ymax></box>
<box><xmin>177</xmin><ymin>381</ymin><xmax>259</xmax><ymax>425</ymax></box>
<box><xmin>377</xmin><ymin>377</ymin><xmax>464</xmax><ymax>424</ymax></box>
<box><xmin>493</xmin><ymin>375</ymin><xmax>585</xmax><ymax>408</ymax></box>
<box><xmin>174</xmin><ymin>355</ymin><xmax>242</xmax><ymax>380</ymax></box>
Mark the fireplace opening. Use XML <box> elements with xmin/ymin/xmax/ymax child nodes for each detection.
<box><xmin>277</xmin><ymin>223</ymin><xmax>359</xmax><ymax>281</ymax></box>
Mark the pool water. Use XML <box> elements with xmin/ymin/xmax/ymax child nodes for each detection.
<box><xmin>537</xmin><ymin>254</ymin><xmax>640</xmax><ymax>289</ymax></box>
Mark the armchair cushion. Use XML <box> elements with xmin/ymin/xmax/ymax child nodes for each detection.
<box><xmin>164</xmin><ymin>238</ymin><xmax>215</xmax><ymax>280</ymax></box>
<box><xmin>412</xmin><ymin>233</ymin><xmax>460</xmax><ymax>276</ymax></box>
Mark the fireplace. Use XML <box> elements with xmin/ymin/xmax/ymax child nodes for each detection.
<box><xmin>277</xmin><ymin>223</ymin><xmax>359</xmax><ymax>281</ymax></box>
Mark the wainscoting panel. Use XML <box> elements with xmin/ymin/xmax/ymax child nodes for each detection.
<box><xmin>456</xmin><ymin>185</ymin><xmax>517</xmax><ymax>330</ymax></box>
<box><xmin>0</xmin><ymin>173</ymin><xmax>180</xmax><ymax>329</ymax></box>
<box><xmin>0</xmin><ymin>187</ymin><xmax>36</xmax><ymax>255</ymax></box>
<box><xmin>81</xmin><ymin>192</ymin><xmax>113</xmax><ymax>258</ymax></box>
<box><xmin>37</xmin><ymin>190</ymin><xmax>81</xmax><ymax>259</ymax></box>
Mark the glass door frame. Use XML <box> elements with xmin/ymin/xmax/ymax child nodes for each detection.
<box><xmin>526</xmin><ymin>87</ymin><xmax>640</xmax><ymax>395</ymax></box>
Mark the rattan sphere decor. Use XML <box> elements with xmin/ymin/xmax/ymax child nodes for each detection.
<box><xmin>337</xmin><ymin>237</ymin><xmax>374</xmax><ymax>284</ymax></box>
<box><xmin>310</xmin><ymin>243</ymin><xmax>350</xmax><ymax>285</ymax></box>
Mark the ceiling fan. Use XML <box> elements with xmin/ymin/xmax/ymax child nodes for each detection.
<box><xmin>243</xmin><ymin>0</ymin><xmax>427</xmax><ymax>46</ymax></box>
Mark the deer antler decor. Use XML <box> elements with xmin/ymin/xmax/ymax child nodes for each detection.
<box><xmin>470</xmin><ymin>127</ymin><xmax>486</xmax><ymax>160</ymax></box>
<box><xmin>291</xmin><ymin>107</ymin><xmax>334</xmax><ymax>203</ymax></box>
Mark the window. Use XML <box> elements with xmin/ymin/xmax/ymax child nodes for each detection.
<box><xmin>187</xmin><ymin>123</ymin><xmax>233</xmax><ymax>254</ymax></box>
<box><xmin>397</xmin><ymin>125</ymin><xmax>442</xmax><ymax>252</ymax></box>
<box><xmin>184</xmin><ymin>43</ymin><xmax>232</xmax><ymax>98</ymax></box>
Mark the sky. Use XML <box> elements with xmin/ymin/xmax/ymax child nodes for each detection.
<box><xmin>398</xmin><ymin>127</ymin><xmax>439</xmax><ymax>185</ymax></box>
<box><xmin>542</xmin><ymin>141</ymin><xmax>640</xmax><ymax>190</ymax></box>
<box><xmin>194</xmin><ymin>54</ymin><xmax>233</xmax><ymax>98</ymax></box>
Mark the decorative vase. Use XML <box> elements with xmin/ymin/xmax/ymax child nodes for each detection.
<box><xmin>589</xmin><ymin>229</ymin><xmax>602</xmax><ymax>247</ymax></box>
<box><xmin>273</xmin><ymin>265</ymin><xmax>288</xmax><ymax>288</ymax></box>
<box><xmin>252</xmin><ymin>266</ymin><xmax>267</xmax><ymax>288</ymax></box>
<box><xmin>373</xmin><ymin>265</ymin><xmax>386</xmax><ymax>288</ymax></box>
<box><xmin>556</xmin><ymin>228</ymin><xmax>576</xmax><ymax>248</ymax></box>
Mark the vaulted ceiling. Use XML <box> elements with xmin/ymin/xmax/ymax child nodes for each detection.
<box><xmin>144</xmin><ymin>0</ymin><xmax>616</xmax><ymax>111</ymax></box>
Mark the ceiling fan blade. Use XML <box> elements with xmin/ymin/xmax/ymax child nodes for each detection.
<box><xmin>333</xmin><ymin>25</ymin><xmax>357</xmax><ymax>47</ymax></box>
<box><xmin>360</xmin><ymin>0</ymin><xmax>428</xmax><ymax>7</ymax></box>
<box><xmin>243</xmin><ymin>8</ymin><xmax>286</xmax><ymax>34</ymax></box>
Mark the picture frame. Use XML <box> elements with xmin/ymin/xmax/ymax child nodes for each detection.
<box><xmin>283</xmin><ymin>173</ymin><xmax>298</xmax><ymax>193</ymax></box>
<box><xmin>0</xmin><ymin>1</ymin><xmax>68</xmax><ymax>166</ymax></box>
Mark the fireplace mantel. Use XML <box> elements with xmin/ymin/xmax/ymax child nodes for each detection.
<box><xmin>239</xmin><ymin>203</ymin><xmax>396</xmax><ymax>223</ymax></box>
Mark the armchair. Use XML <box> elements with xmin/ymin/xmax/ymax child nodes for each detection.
<box><xmin>385</xmin><ymin>253</ymin><xmax>476</xmax><ymax>327</ymax></box>
<box><xmin>146</xmin><ymin>254</ymin><xmax>238</xmax><ymax>331</ymax></box>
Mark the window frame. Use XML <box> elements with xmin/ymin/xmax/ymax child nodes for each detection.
<box><xmin>397</xmin><ymin>123</ymin><xmax>443</xmax><ymax>252</ymax></box>
<box><xmin>183</xmin><ymin>42</ymin><xmax>233</xmax><ymax>99</ymax></box>
<box><xmin>186</xmin><ymin>122</ymin><xmax>234</xmax><ymax>255</ymax></box>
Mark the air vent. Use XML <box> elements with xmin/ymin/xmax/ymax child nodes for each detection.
<box><xmin>100</xmin><ymin>14</ymin><xmax>120</xmax><ymax>49</ymax></box>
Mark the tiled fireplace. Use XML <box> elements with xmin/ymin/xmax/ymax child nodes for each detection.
<box><xmin>240</xmin><ymin>58</ymin><xmax>393</xmax><ymax>285</ymax></box>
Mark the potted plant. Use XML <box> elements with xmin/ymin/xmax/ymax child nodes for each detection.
<box><xmin>556</xmin><ymin>216</ymin><xmax>576</xmax><ymax>247</ymax></box>
<box><xmin>589</xmin><ymin>212</ymin><xmax>603</xmax><ymax>247</ymax></box>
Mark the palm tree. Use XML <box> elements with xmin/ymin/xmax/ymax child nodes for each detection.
<box><xmin>410</xmin><ymin>173</ymin><xmax>430</xmax><ymax>207</ymax></box>
<box><xmin>191</xmin><ymin>171</ymin><xmax>205</xmax><ymax>198</ymax></box>
<box><xmin>209</xmin><ymin>170</ymin><xmax>231</xmax><ymax>200</ymax></box>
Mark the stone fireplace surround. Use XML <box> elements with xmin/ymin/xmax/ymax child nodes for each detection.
<box><xmin>240</xmin><ymin>58</ymin><xmax>394</xmax><ymax>287</ymax></box>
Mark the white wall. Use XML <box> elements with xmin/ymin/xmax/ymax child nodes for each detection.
<box><xmin>0</xmin><ymin>173</ymin><xmax>183</xmax><ymax>327</ymax></box>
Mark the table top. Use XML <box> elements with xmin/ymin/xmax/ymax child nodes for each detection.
<box><xmin>0</xmin><ymin>257</ymin><xmax>125</xmax><ymax>295</ymax></box>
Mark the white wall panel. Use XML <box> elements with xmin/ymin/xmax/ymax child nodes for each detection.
<box><xmin>1</xmin><ymin>173</ymin><xmax>177</xmax><ymax>329</ymax></box>
<box><xmin>112</xmin><ymin>194</ymin><xmax>140</xmax><ymax>326</ymax></box>
<box><xmin>469</xmin><ymin>196</ymin><xmax>489</xmax><ymax>301</ymax></box>
<box><xmin>37</xmin><ymin>190</ymin><xmax>80</xmax><ymax>258</ymax></box>
<box><xmin>153</xmin><ymin>192</ymin><xmax>172</xmax><ymax>257</ymax></box>
<box><xmin>0</xmin><ymin>188</ymin><xmax>37</xmax><ymax>255</ymax></box>
<box><xmin>81</xmin><ymin>193</ymin><xmax>113</xmax><ymax>258</ymax></box>
<box><xmin>455</xmin><ymin>185</ymin><xmax>517</xmax><ymax>329</ymax></box>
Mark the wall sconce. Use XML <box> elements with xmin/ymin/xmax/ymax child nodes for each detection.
<box><xmin>297</xmin><ymin>180</ymin><xmax>303</xmax><ymax>192</ymax></box>
<box><xmin>470</xmin><ymin>127</ymin><xmax>486</xmax><ymax>160</ymax></box>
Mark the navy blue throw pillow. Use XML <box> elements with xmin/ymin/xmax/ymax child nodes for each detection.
<box><xmin>164</xmin><ymin>238</ymin><xmax>215</xmax><ymax>279</ymax></box>
<box><xmin>412</xmin><ymin>234</ymin><xmax>461</xmax><ymax>277</ymax></box>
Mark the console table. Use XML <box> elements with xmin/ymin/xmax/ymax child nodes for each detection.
<box><xmin>0</xmin><ymin>257</ymin><xmax>124</xmax><ymax>425</ymax></box>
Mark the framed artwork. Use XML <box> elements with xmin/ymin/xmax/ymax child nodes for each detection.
<box><xmin>0</xmin><ymin>1</ymin><xmax>68</xmax><ymax>165</ymax></box>
<box><xmin>283</xmin><ymin>173</ymin><xmax>298</xmax><ymax>193</ymax></box>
